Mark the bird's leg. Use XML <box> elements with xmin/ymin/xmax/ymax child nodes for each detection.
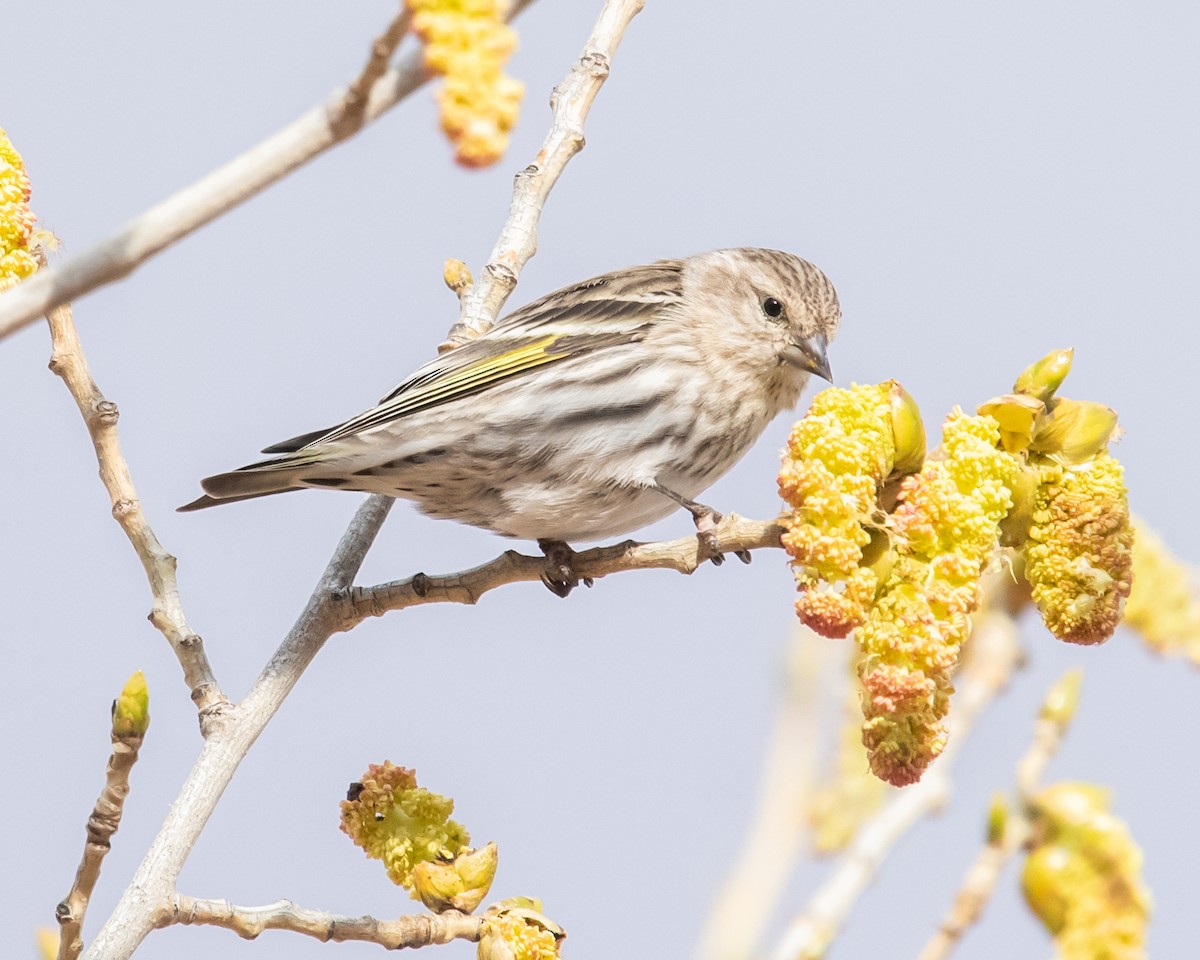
<box><xmin>537</xmin><ymin>539</ymin><xmax>594</xmax><ymax>598</ymax></box>
<box><xmin>651</xmin><ymin>484</ymin><xmax>752</xmax><ymax>566</ymax></box>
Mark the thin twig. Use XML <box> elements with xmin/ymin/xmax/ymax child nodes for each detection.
<box><xmin>80</xmin><ymin>496</ymin><xmax>394</xmax><ymax>960</ymax></box>
<box><xmin>333</xmin><ymin>5</ymin><xmax>416</xmax><ymax>140</ymax></box>
<box><xmin>769</xmin><ymin>612</ymin><xmax>1022</xmax><ymax>960</ymax></box>
<box><xmin>0</xmin><ymin>0</ymin><xmax>537</xmax><ymax>343</ymax></box>
<box><xmin>917</xmin><ymin>675</ymin><xmax>1077</xmax><ymax>960</ymax></box>
<box><xmin>443</xmin><ymin>0</ymin><xmax>646</xmax><ymax>349</ymax></box>
<box><xmin>697</xmin><ymin>628</ymin><xmax>841</xmax><ymax>960</ymax></box>
<box><xmin>56</xmin><ymin>715</ymin><xmax>147</xmax><ymax>960</ymax></box>
<box><xmin>162</xmin><ymin>895</ymin><xmax>481</xmax><ymax>949</ymax></box>
<box><xmin>42</xmin><ymin>250</ymin><xmax>227</xmax><ymax>726</ymax></box>
<box><xmin>339</xmin><ymin>515</ymin><xmax>782</xmax><ymax>628</ymax></box>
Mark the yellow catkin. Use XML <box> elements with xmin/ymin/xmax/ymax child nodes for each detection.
<box><xmin>857</xmin><ymin>412</ymin><xmax>1018</xmax><ymax>786</ymax></box>
<box><xmin>0</xmin><ymin>128</ymin><xmax>37</xmax><ymax>291</ymax></box>
<box><xmin>1122</xmin><ymin>519</ymin><xmax>1200</xmax><ymax>662</ymax></box>
<box><xmin>1022</xmin><ymin>783</ymin><xmax>1151</xmax><ymax>960</ymax></box>
<box><xmin>778</xmin><ymin>384</ymin><xmax>895</xmax><ymax>638</ymax></box>
<box><xmin>1024</xmin><ymin>453</ymin><xmax>1133</xmax><ymax>645</ymax></box>
<box><xmin>408</xmin><ymin>0</ymin><xmax>524</xmax><ymax>167</ymax></box>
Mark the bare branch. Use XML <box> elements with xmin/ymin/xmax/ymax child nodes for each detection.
<box><xmin>769</xmin><ymin>612</ymin><xmax>1022</xmax><ymax>960</ymax></box>
<box><xmin>42</xmin><ymin>255</ymin><xmax>227</xmax><ymax>725</ymax></box>
<box><xmin>162</xmin><ymin>896</ymin><xmax>481</xmax><ymax>950</ymax></box>
<box><xmin>57</xmin><ymin>721</ymin><xmax>147</xmax><ymax>960</ymax></box>
<box><xmin>443</xmin><ymin>0</ymin><xmax>646</xmax><ymax>350</ymax></box>
<box><xmin>81</xmin><ymin>495</ymin><xmax>394</xmax><ymax>960</ymax></box>
<box><xmin>698</xmin><ymin>628</ymin><xmax>841</xmax><ymax>960</ymax></box>
<box><xmin>0</xmin><ymin>0</ymin><xmax>537</xmax><ymax>344</ymax></box>
<box><xmin>917</xmin><ymin>674</ymin><xmax>1077</xmax><ymax>960</ymax></box>
<box><xmin>333</xmin><ymin>6</ymin><xmax>416</xmax><ymax>140</ymax></box>
<box><xmin>338</xmin><ymin>515</ymin><xmax>782</xmax><ymax>628</ymax></box>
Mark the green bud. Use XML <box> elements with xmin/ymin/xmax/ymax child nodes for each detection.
<box><xmin>976</xmin><ymin>393</ymin><xmax>1045</xmax><ymax>454</ymax></box>
<box><xmin>111</xmin><ymin>670</ymin><xmax>150</xmax><ymax>739</ymax></box>
<box><xmin>1014</xmin><ymin>349</ymin><xmax>1074</xmax><ymax>403</ymax></box>
<box><xmin>1030</xmin><ymin>399</ymin><xmax>1119</xmax><ymax>464</ymax></box>
<box><xmin>411</xmin><ymin>842</ymin><xmax>498</xmax><ymax>914</ymax></box>
<box><xmin>1039</xmin><ymin>669</ymin><xmax>1083</xmax><ymax>728</ymax></box>
<box><xmin>886</xmin><ymin>380</ymin><xmax>926</xmax><ymax>475</ymax></box>
<box><xmin>987</xmin><ymin>792</ymin><xmax>1008</xmax><ymax>844</ymax></box>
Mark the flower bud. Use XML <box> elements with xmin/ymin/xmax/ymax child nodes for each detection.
<box><xmin>1030</xmin><ymin>399</ymin><xmax>1119</xmax><ymax>465</ymax></box>
<box><xmin>987</xmin><ymin>792</ymin><xmax>1008</xmax><ymax>844</ymax></box>
<box><xmin>443</xmin><ymin>258</ymin><xmax>473</xmax><ymax>297</ymax></box>
<box><xmin>1039</xmin><ymin>669</ymin><xmax>1083</xmax><ymax>728</ymax></box>
<box><xmin>1013</xmin><ymin>348</ymin><xmax>1074</xmax><ymax>403</ymax></box>
<box><xmin>976</xmin><ymin>393</ymin><xmax>1045</xmax><ymax>454</ymax></box>
<box><xmin>111</xmin><ymin>670</ymin><xmax>150</xmax><ymax>739</ymax></box>
<box><xmin>411</xmin><ymin>841</ymin><xmax>498</xmax><ymax>914</ymax></box>
<box><xmin>886</xmin><ymin>380</ymin><xmax>926</xmax><ymax>475</ymax></box>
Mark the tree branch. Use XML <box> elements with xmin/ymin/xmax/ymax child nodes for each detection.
<box><xmin>332</xmin><ymin>5</ymin><xmax>416</xmax><ymax>140</ymax></box>
<box><xmin>769</xmin><ymin>611</ymin><xmax>1022</xmax><ymax>960</ymax></box>
<box><xmin>57</xmin><ymin>721</ymin><xmax>147</xmax><ymax>960</ymax></box>
<box><xmin>337</xmin><ymin>516</ymin><xmax>782</xmax><ymax>629</ymax></box>
<box><xmin>161</xmin><ymin>896</ymin><xmax>481</xmax><ymax>950</ymax></box>
<box><xmin>443</xmin><ymin>0</ymin><xmax>646</xmax><ymax>349</ymax></box>
<box><xmin>697</xmin><ymin>627</ymin><xmax>840</xmax><ymax>960</ymax></box>
<box><xmin>42</xmin><ymin>253</ymin><xmax>227</xmax><ymax>726</ymax></box>
<box><xmin>80</xmin><ymin>495</ymin><xmax>394</xmax><ymax>960</ymax></box>
<box><xmin>0</xmin><ymin>0</ymin><xmax>537</xmax><ymax>344</ymax></box>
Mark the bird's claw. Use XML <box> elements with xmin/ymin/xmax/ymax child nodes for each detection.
<box><xmin>537</xmin><ymin>539</ymin><xmax>590</xmax><ymax>598</ymax></box>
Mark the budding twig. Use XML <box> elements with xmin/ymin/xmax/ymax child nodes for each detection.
<box><xmin>443</xmin><ymin>0</ymin><xmax>646</xmax><ymax>350</ymax></box>
<box><xmin>56</xmin><ymin>705</ymin><xmax>147</xmax><ymax>960</ymax></box>
<box><xmin>42</xmin><ymin>250</ymin><xmax>227</xmax><ymax>726</ymax></box>
<box><xmin>916</xmin><ymin>672</ymin><xmax>1079</xmax><ymax>960</ymax></box>
<box><xmin>161</xmin><ymin>896</ymin><xmax>482</xmax><ymax>949</ymax></box>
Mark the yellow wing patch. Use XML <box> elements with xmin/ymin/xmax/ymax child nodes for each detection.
<box><xmin>389</xmin><ymin>336</ymin><xmax>566</xmax><ymax>415</ymax></box>
<box><xmin>314</xmin><ymin>336</ymin><xmax>568</xmax><ymax>444</ymax></box>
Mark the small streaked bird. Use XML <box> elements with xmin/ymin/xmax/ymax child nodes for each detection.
<box><xmin>181</xmin><ymin>248</ymin><xmax>840</xmax><ymax>592</ymax></box>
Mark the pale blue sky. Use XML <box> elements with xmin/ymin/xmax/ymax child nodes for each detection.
<box><xmin>4</xmin><ymin>2</ymin><xmax>1199</xmax><ymax>958</ymax></box>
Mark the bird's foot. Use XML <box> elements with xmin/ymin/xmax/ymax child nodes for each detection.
<box><xmin>651</xmin><ymin>483</ymin><xmax>752</xmax><ymax>566</ymax></box>
<box><xmin>537</xmin><ymin>539</ymin><xmax>593</xmax><ymax>598</ymax></box>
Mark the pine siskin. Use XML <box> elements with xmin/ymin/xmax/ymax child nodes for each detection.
<box><xmin>181</xmin><ymin>248</ymin><xmax>839</xmax><ymax>582</ymax></box>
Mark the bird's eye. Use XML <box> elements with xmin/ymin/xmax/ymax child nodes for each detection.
<box><xmin>762</xmin><ymin>297</ymin><xmax>783</xmax><ymax>319</ymax></box>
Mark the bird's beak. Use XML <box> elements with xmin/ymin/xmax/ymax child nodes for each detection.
<box><xmin>783</xmin><ymin>332</ymin><xmax>832</xmax><ymax>382</ymax></box>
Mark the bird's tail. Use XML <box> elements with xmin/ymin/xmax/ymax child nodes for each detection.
<box><xmin>177</xmin><ymin>459</ymin><xmax>317</xmax><ymax>512</ymax></box>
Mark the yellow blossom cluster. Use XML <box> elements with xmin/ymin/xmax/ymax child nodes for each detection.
<box><xmin>1122</xmin><ymin>520</ymin><xmax>1200</xmax><ymax>662</ymax></box>
<box><xmin>858</xmin><ymin>412</ymin><xmax>1019</xmax><ymax>785</ymax></box>
<box><xmin>339</xmin><ymin>761</ymin><xmax>470</xmax><ymax>893</ymax></box>
<box><xmin>778</xmin><ymin>382</ymin><xmax>900</xmax><ymax>638</ymax></box>
<box><xmin>478</xmin><ymin>906</ymin><xmax>564</xmax><ymax>960</ymax></box>
<box><xmin>1022</xmin><ymin>783</ymin><xmax>1151</xmax><ymax>960</ymax></box>
<box><xmin>1024</xmin><ymin>454</ymin><xmax>1133</xmax><ymax>645</ymax></box>
<box><xmin>408</xmin><ymin>0</ymin><xmax>524</xmax><ymax>167</ymax></box>
<box><xmin>778</xmin><ymin>350</ymin><xmax>1134</xmax><ymax>786</ymax></box>
<box><xmin>0</xmin><ymin>127</ymin><xmax>37</xmax><ymax>291</ymax></box>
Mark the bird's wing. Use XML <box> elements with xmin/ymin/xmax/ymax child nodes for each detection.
<box><xmin>268</xmin><ymin>260</ymin><xmax>685</xmax><ymax>453</ymax></box>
